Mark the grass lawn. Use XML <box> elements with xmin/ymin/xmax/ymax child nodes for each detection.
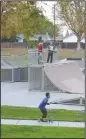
<box><xmin>1</xmin><ymin>48</ymin><xmax>28</xmax><ymax>66</ymax></box>
<box><xmin>2</xmin><ymin>54</ymin><xmax>28</xmax><ymax>66</ymax></box>
<box><xmin>1</xmin><ymin>48</ymin><xmax>28</xmax><ymax>56</ymax></box>
<box><xmin>1</xmin><ymin>48</ymin><xmax>84</xmax><ymax>58</ymax></box>
<box><xmin>1</xmin><ymin>106</ymin><xmax>84</xmax><ymax>122</ymax></box>
<box><xmin>1</xmin><ymin>125</ymin><xmax>84</xmax><ymax>138</ymax></box>
<box><xmin>58</xmin><ymin>49</ymin><xmax>84</xmax><ymax>59</ymax></box>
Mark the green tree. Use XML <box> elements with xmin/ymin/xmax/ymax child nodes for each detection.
<box><xmin>1</xmin><ymin>1</ymin><xmax>43</xmax><ymax>40</ymax></box>
<box><xmin>36</xmin><ymin>17</ymin><xmax>60</xmax><ymax>37</ymax></box>
<box><xmin>1</xmin><ymin>1</ymin><xmax>60</xmax><ymax>42</ymax></box>
<box><xmin>56</xmin><ymin>0</ymin><xmax>85</xmax><ymax>50</ymax></box>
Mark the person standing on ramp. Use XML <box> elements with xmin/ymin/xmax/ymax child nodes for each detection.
<box><xmin>47</xmin><ymin>42</ymin><xmax>55</xmax><ymax>63</ymax></box>
<box><xmin>37</xmin><ymin>40</ymin><xmax>43</xmax><ymax>64</ymax></box>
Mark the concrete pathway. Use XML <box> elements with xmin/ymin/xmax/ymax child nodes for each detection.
<box><xmin>1</xmin><ymin>82</ymin><xmax>85</xmax><ymax>111</ymax></box>
<box><xmin>1</xmin><ymin>119</ymin><xmax>84</xmax><ymax>128</ymax></box>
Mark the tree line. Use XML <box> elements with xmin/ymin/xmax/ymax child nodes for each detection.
<box><xmin>1</xmin><ymin>0</ymin><xmax>85</xmax><ymax>50</ymax></box>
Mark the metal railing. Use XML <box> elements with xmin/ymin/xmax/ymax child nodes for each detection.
<box><xmin>1</xmin><ymin>49</ymin><xmax>59</xmax><ymax>66</ymax></box>
<box><xmin>1</xmin><ymin>54</ymin><xmax>28</xmax><ymax>66</ymax></box>
<box><xmin>28</xmin><ymin>49</ymin><xmax>59</xmax><ymax>65</ymax></box>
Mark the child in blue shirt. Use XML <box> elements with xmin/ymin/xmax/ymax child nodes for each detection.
<box><xmin>38</xmin><ymin>92</ymin><xmax>50</xmax><ymax>122</ymax></box>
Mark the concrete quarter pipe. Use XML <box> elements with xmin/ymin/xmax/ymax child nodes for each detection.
<box><xmin>44</xmin><ymin>61</ymin><xmax>85</xmax><ymax>94</ymax></box>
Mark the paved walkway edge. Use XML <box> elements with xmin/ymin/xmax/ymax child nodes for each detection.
<box><xmin>1</xmin><ymin>119</ymin><xmax>85</xmax><ymax>128</ymax></box>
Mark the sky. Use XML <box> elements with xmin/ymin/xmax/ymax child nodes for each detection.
<box><xmin>36</xmin><ymin>1</ymin><xmax>57</xmax><ymax>23</ymax></box>
<box><xmin>36</xmin><ymin>1</ymin><xmax>71</xmax><ymax>36</ymax></box>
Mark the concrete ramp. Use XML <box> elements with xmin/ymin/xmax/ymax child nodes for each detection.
<box><xmin>44</xmin><ymin>61</ymin><xmax>85</xmax><ymax>94</ymax></box>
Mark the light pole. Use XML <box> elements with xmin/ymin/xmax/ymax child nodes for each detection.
<box><xmin>84</xmin><ymin>0</ymin><xmax>86</xmax><ymax>51</ymax></box>
<box><xmin>53</xmin><ymin>4</ymin><xmax>56</xmax><ymax>42</ymax></box>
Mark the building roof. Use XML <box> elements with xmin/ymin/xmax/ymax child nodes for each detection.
<box><xmin>55</xmin><ymin>35</ymin><xmax>64</xmax><ymax>41</ymax></box>
<box><xmin>63</xmin><ymin>33</ymin><xmax>85</xmax><ymax>43</ymax></box>
<box><xmin>29</xmin><ymin>33</ymin><xmax>52</xmax><ymax>41</ymax></box>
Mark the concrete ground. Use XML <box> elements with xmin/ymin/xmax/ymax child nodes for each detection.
<box><xmin>1</xmin><ymin>119</ymin><xmax>85</xmax><ymax>128</ymax></box>
<box><xmin>1</xmin><ymin>82</ymin><xmax>85</xmax><ymax>111</ymax></box>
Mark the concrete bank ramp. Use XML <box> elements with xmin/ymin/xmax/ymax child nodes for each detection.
<box><xmin>44</xmin><ymin>61</ymin><xmax>85</xmax><ymax>94</ymax></box>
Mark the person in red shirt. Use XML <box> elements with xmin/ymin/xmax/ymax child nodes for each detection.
<box><xmin>38</xmin><ymin>41</ymin><xmax>43</xmax><ymax>53</ymax></box>
<box><xmin>38</xmin><ymin>41</ymin><xmax>43</xmax><ymax>64</ymax></box>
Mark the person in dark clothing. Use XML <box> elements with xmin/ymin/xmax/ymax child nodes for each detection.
<box><xmin>38</xmin><ymin>92</ymin><xmax>50</xmax><ymax>122</ymax></box>
<box><xmin>47</xmin><ymin>42</ymin><xmax>54</xmax><ymax>63</ymax></box>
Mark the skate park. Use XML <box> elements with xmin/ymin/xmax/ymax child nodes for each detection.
<box><xmin>1</xmin><ymin>49</ymin><xmax>85</xmax><ymax>129</ymax></box>
<box><xmin>1</xmin><ymin>0</ymin><xmax>85</xmax><ymax>138</ymax></box>
<box><xmin>28</xmin><ymin>49</ymin><xmax>85</xmax><ymax>106</ymax></box>
<box><xmin>1</xmin><ymin>49</ymin><xmax>85</xmax><ymax>108</ymax></box>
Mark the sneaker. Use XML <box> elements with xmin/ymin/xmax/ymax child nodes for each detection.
<box><xmin>42</xmin><ymin>118</ymin><xmax>48</xmax><ymax>122</ymax></box>
<box><xmin>38</xmin><ymin>118</ymin><xmax>47</xmax><ymax>122</ymax></box>
<box><xmin>38</xmin><ymin>117</ymin><xmax>43</xmax><ymax>121</ymax></box>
